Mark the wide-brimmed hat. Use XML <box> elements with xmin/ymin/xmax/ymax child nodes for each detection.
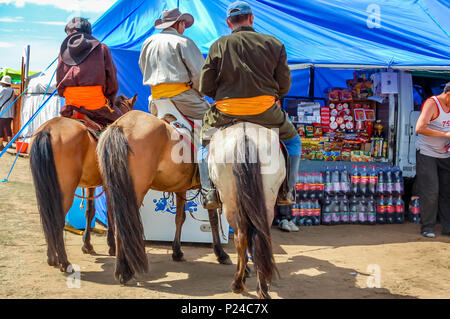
<box><xmin>60</xmin><ymin>32</ymin><xmax>100</xmax><ymax>66</ymax></box>
<box><xmin>154</xmin><ymin>8</ymin><xmax>194</xmax><ymax>30</ymax></box>
<box><xmin>0</xmin><ymin>75</ymin><xmax>12</xmax><ymax>85</ymax></box>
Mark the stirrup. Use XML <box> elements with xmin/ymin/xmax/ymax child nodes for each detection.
<box><xmin>276</xmin><ymin>190</ymin><xmax>296</xmax><ymax>206</ymax></box>
<box><xmin>202</xmin><ymin>189</ymin><xmax>220</xmax><ymax>210</ymax></box>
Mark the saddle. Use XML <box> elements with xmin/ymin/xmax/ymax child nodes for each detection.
<box><xmin>150</xmin><ymin>99</ymin><xmax>200</xmax><ymax>187</ymax></box>
<box><xmin>72</xmin><ymin>111</ymin><xmax>104</xmax><ymax>140</ymax></box>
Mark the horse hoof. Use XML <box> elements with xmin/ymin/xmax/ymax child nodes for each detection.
<box><xmin>108</xmin><ymin>248</ymin><xmax>116</xmax><ymax>256</ymax></box>
<box><xmin>172</xmin><ymin>253</ymin><xmax>185</xmax><ymax>262</ymax></box>
<box><xmin>218</xmin><ymin>256</ymin><xmax>233</xmax><ymax>265</ymax></box>
<box><xmin>47</xmin><ymin>257</ymin><xmax>58</xmax><ymax>267</ymax></box>
<box><xmin>231</xmin><ymin>282</ymin><xmax>247</xmax><ymax>294</ymax></box>
<box><xmin>82</xmin><ymin>246</ymin><xmax>96</xmax><ymax>255</ymax></box>
<box><xmin>118</xmin><ymin>273</ymin><xmax>133</xmax><ymax>285</ymax></box>
<box><xmin>60</xmin><ymin>263</ymin><xmax>71</xmax><ymax>273</ymax></box>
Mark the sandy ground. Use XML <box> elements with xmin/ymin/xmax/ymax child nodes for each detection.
<box><xmin>0</xmin><ymin>151</ymin><xmax>449</xmax><ymax>299</ymax></box>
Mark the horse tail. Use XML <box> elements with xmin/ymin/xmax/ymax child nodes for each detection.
<box><xmin>232</xmin><ymin>127</ymin><xmax>278</xmax><ymax>283</ymax></box>
<box><xmin>97</xmin><ymin>125</ymin><xmax>148</xmax><ymax>275</ymax></box>
<box><xmin>29</xmin><ymin>130</ymin><xmax>64</xmax><ymax>259</ymax></box>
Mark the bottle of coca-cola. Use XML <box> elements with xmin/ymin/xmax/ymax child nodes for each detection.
<box><xmin>368</xmin><ymin>165</ymin><xmax>378</xmax><ymax>195</ymax></box>
<box><xmin>350</xmin><ymin>165</ymin><xmax>361</xmax><ymax>196</ymax></box>
<box><xmin>312</xmin><ymin>199</ymin><xmax>321</xmax><ymax>225</ymax></box>
<box><xmin>305</xmin><ymin>199</ymin><xmax>313</xmax><ymax>226</ymax></box>
<box><xmin>316</xmin><ymin>172</ymin><xmax>324</xmax><ymax>201</ymax></box>
<box><xmin>394</xmin><ymin>195</ymin><xmax>405</xmax><ymax>224</ymax></box>
<box><xmin>376</xmin><ymin>195</ymin><xmax>386</xmax><ymax>224</ymax></box>
<box><xmin>360</xmin><ymin>166</ymin><xmax>368</xmax><ymax>197</ymax></box>
<box><xmin>296</xmin><ymin>200</ymin><xmax>306</xmax><ymax>226</ymax></box>
<box><xmin>385</xmin><ymin>195</ymin><xmax>395</xmax><ymax>224</ymax></box>
<box><xmin>296</xmin><ymin>173</ymin><xmax>304</xmax><ymax>200</ymax></box>
<box><xmin>340</xmin><ymin>195</ymin><xmax>350</xmax><ymax>224</ymax></box>
<box><xmin>408</xmin><ymin>196</ymin><xmax>421</xmax><ymax>224</ymax></box>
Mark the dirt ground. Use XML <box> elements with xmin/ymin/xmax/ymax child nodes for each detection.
<box><xmin>1</xmin><ymin>152</ymin><xmax>449</xmax><ymax>299</ymax></box>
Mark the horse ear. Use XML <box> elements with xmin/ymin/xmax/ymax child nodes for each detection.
<box><xmin>130</xmin><ymin>94</ymin><xmax>138</xmax><ymax>108</ymax></box>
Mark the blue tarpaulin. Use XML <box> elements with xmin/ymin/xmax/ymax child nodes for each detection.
<box><xmin>92</xmin><ymin>0</ymin><xmax>450</xmax><ymax>111</ymax></box>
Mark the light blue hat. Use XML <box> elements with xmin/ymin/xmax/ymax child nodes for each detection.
<box><xmin>227</xmin><ymin>1</ymin><xmax>252</xmax><ymax>18</ymax></box>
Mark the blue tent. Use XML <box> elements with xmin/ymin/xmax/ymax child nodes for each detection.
<box><xmin>92</xmin><ymin>0</ymin><xmax>450</xmax><ymax>110</ymax></box>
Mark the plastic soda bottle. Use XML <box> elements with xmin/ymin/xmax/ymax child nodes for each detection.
<box><xmin>368</xmin><ymin>165</ymin><xmax>377</xmax><ymax>195</ymax></box>
<box><xmin>358</xmin><ymin>197</ymin><xmax>367</xmax><ymax>224</ymax></box>
<box><xmin>324</xmin><ymin>166</ymin><xmax>332</xmax><ymax>196</ymax></box>
<box><xmin>359</xmin><ymin>166</ymin><xmax>368</xmax><ymax>196</ymax></box>
<box><xmin>340</xmin><ymin>195</ymin><xmax>350</xmax><ymax>224</ymax></box>
<box><xmin>321</xmin><ymin>196</ymin><xmax>332</xmax><ymax>225</ymax></box>
<box><xmin>408</xmin><ymin>196</ymin><xmax>421</xmax><ymax>223</ymax></box>
<box><xmin>349</xmin><ymin>195</ymin><xmax>359</xmax><ymax>224</ymax></box>
<box><xmin>350</xmin><ymin>166</ymin><xmax>360</xmax><ymax>196</ymax></box>
<box><xmin>331</xmin><ymin>166</ymin><xmax>341</xmax><ymax>196</ymax></box>
<box><xmin>376</xmin><ymin>169</ymin><xmax>385</xmax><ymax>196</ymax></box>
<box><xmin>376</xmin><ymin>195</ymin><xmax>386</xmax><ymax>224</ymax></box>
<box><xmin>340</xmin><ymin>168</ymin><xmax>350</xmax><ymax>195</ymax></box>
<box><xmin>331</xmin><ymin>195</ymin><xmax>340</xmax><ymax>225</ymax></box>
<box><xmin>385</xmin><ymin>195</ymin><xmax>395</xmax><ymax>224</ymax></box>
<box><xmin>367</xmin><ymin>195</ymin><xmax>377</xmax><ymax>225</ymax></box>
<box><xmin>316</xmin><ymin>172</ymin><xmax>324</xmax><ymax>201</ymax></box>
<box><xmin>393</xmin><ymin>166</ymin><xmax>404</xmax><ymax>195</ymax></box>
<box><xmin>385</xmin><ymin>168</ymin><xmax>393</xmax><ymax>196</ymax></box>
<box><xmin>305</xmin><ymin>200</ymin><xmax>313</xmax><ymax>226</ymax></box>
<box><xmin>394</xmin><ymin>195</ymin><xmax>405</xmax><ymax>224</ymax></box>
<box><xmin>313</xmin><ymin>199</ymin><xmax>321</xmax><ymax>225</ymax></box>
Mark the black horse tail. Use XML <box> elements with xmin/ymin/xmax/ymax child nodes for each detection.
<box><xmin>30</xmin><ymin>130</ymin><xmax>65</xmax><ymax>262</ymax></box>
<box><xmin>232</xmin><ymin>125</ymin><xmax>278</xmax><ymax>287</ymax></box>
<box><xmin>97</xmin><ymin>125</ymin><xmax>148</xmax><ymax>276</ymax></box>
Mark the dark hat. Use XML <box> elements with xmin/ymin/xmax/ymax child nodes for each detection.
<box><xmin>65</xmin><ymin>17</ymin><xmax>92</xmax><ymax>35</ymax></box>
<box><xmin>60</xmin><ymin>32</ymin><xmax>100</xmax><ymax>66</ymax></box>
<box><xmin>154</xmin><ymin>8</ymin><xmax>194</xmax><ymax>30</ymax></box>
<box><xmin>227</xmin><ymin>1</ymin><xmax>252</xmax><ymax>18</ymax></box>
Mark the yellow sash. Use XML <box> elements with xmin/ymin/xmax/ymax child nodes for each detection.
<box><xmin>216</xmin><ymin>95</ymin><xmax>275</xmax><ymax>116</ymax></box>
<box><xmin>151</xmin><ymin>83</ymin><xmax>190</xmax><ymax>100</ymax></box>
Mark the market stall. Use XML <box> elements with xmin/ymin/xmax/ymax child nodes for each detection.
<box><xmin>91</xmin><ymin>0</ymin><xmax>450</xmax><ymax>233</ymax></box>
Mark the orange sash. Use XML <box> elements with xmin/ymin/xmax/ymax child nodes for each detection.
<box><xmin>64</xmin><ymin>86</ymin><xmax>108</xmax><ymax>110</ymax></box>
<box><xmin>216</xmin><ymin>95</ymin><xmax>275</xmax><ymax>116</ymax></box>
<box><xmin>151</xmin><ymin>83</ymin><xmax>190</xmax><ymax>100</ymax></box>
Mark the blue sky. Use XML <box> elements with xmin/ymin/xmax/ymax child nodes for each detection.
<box><xmin>0</xmin><ymin>0</ymin><xmax>116</xmax><ymax>72</ymax></box>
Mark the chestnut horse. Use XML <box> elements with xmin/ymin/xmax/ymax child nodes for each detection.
<box><xmin>208</xmin><ymin>122</ymin><xmax>285</xmax><ymax>299</ymax></box>
<box><xmin>29</xmin><ymin>95</ymin><xmax>136</xmax><ymax>272</ymax></box>
<box><xmin>96</xmin><ymin>110</ymin><xmax>231</xmax><ymax>284</ymax></box>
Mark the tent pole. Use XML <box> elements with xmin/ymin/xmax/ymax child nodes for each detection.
<box><xmin>308</xmin><ymin>66</ymin><xmax>315</xmax><ymax>99</ymax></box>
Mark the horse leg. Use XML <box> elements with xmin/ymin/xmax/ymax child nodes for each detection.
<box><xmin>172</xmin><ymin>192</ymin><xmax>186</xmax><ymax>262</ymax></box>
<box><xmin>208</xmin><ymin>209</ymin><xmax>232</xmax><ymax>265</ymax></box>
<box><xmin>231</xmin><ymin>227</ymin><xmax>248</xmax><ymax>294</ymax></box>
<box><xmin>114</xmin><ymin>235</ymin><xmax>134</xmax><ymax>285</ymax></box>
<box><xmin>256</xmin><ymin>271</ymin><xmax>271</xmax><ymax>299</ymax></box>
<box><xmin>106</xmin><ymin>204</ymin><xmax>116</xmax><ymax>256</ymax></box>
<box><xmin>82</xmin><ymin>188</ymin><xmax>96</xmax><ymax>254</ymax></box>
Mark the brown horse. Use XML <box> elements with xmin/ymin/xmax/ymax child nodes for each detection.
<box><xmin>29</xmin><ymin>95</ymin><xmax>136</xmax><ymax>272</ymax></box>
<box><xmin>96</xmin><ymin>110</ymin><xmax>231</xmax><ymax>284</ymax></box>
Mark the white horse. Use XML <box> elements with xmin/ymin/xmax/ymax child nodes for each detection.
<box><xmin>208</xmin><ymin>122</ymin><xmax>285</xmax><ymax>299</ymax></box>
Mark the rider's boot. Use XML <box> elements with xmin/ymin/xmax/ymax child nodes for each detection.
<box><xmin>199</xmin><ymin>160</ymin><xmax>221</xmax><ymax>210</ymax></box>
<box><xmin>277</xmin><ymin>155</ymin><xmax>300</xmax><ymax>206</ymax></box>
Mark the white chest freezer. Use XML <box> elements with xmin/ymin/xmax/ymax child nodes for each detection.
<box><xmin>139</xmin><ymin>189</ymin><xmax>229</xmax><ymax>244</ymax></box>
